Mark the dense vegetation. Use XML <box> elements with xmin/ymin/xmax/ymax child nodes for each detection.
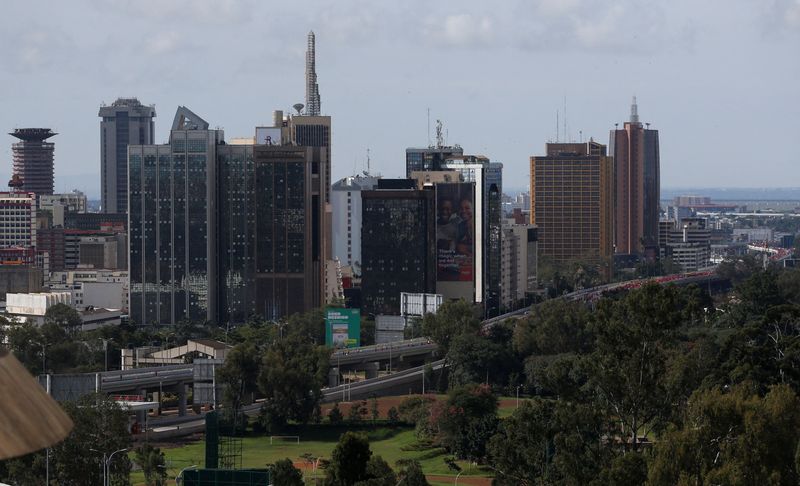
<box><xmin>2</xmin><ymin>264</ymin><xmax>800</xmax><ymax>484</ymax></box>
<box><xmin>417</xmin><ymin>266</ymin><xmax>800</xmax><ymax>484</ymax></box>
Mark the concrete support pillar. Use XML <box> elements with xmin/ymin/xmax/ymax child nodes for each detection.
<box><xmin>328</xmin><ymin>367</ymin><xmax>340</xmax><ymax>388</ymax></box>
<box><xmin>178</xmin><ymin>382</ymin><xmax>187</xmax><ymax>417</ymax></box>
<box><xmin>365</xmin><ymin>362</ymin><xmax>380</xmax><ymax>379</ymax></box>
<box><xmin>135</xmin><ymin>387</ymin><xmax>147</xmax><ymax>424</ymax></box>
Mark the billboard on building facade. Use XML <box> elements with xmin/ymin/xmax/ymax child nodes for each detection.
<box><xmin>325</xmin><ymin>308</ymin><xmax>361</xmax><ymax>348</ymax></box>
<box><xmin>436</xmin><ymin>183</ymin><xmax>475</xmax><ymax>283</ymax></box>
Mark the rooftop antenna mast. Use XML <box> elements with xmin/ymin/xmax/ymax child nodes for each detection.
<box><xmin>366</xmin><ymin>148</ymin><xmax>371</xmax><ymax>175</ymax></box>
<box><xmin>427</xmin><ymin>108</ymin><xmax>431</xmax><ymax>148</ymax></box>
<box><xmin>556</xmin><ymin>110</ymin><xmax>559</xmax><ymax>143</ymax></box>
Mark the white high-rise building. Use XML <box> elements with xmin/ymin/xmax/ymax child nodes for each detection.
<box><xmin>331</xmin><ymin>175</ymin><xmax>380</xmax><ymax>273</ymax></box>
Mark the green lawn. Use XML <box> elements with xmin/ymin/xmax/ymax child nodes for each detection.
<box><xmin>129</xmin><ymin>394</ymin><xmax>527</xmax><ymax>484</ymax></box>
<box><xmin>131</xmin><ymin>425</ymin><xmax>492</xmax><ymax>485</ymax></box>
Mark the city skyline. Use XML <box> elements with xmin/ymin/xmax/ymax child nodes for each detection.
<box><xmin>1</xmin><ymin>0</ymin><xmax>798</xmax><ymax>197</ymax></box>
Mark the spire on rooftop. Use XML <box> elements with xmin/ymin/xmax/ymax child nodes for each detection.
<box><xmin>630</xmin><ymin>96</ymin><xmax>640</xmax><ymax>124</ymax></box>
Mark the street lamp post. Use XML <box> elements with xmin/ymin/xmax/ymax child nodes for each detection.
<box><xmin>105</xmin><ymin>448</ymin><xmax>128</xmax><ymax>486</ymax></box>
<box><xmin>454</xmin><ymin>471</ymin><xmax>464</xmax><ymax>485</ymax></box>
<box><xmin>516</xmin><ymin>385</ymin><xmax>522</xmax><ymax>409</ymax></box>
<box><xmin>176</xmin><ymin>465</ymin><xmax>198</xmax><ymax>485</ymax></box>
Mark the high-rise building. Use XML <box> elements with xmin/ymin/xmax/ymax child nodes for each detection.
<box><xmin>99</xmin><ymin>97</ymin><xmax>156</xmax><ymax>214</ymax></box>
<box><xmin>530</xmin><ymin>141</ymin><xmax>613</xmax><ymax>278</ymax></box>
<box><xmin>331</xmin><ymin>175</ymin><xmax>380</xmax><ymax>271</ymax></box>
<box><xmin>129</xmin><ymin>106</ymin><xmax>222</xmax><ymax>325</ymax></box>
<box><xmin>129</xmin><ymin>107</ymin><xmax>327</xmax><ymax>326</ymax></box>
<box><xmin>10</xmin><ymin>128</ymin><xmax>56</xmax><ymax>199</ymax></box>
<box><xmin>243</xmin><ymin>144</ymin><xmax>327</xmax><ymax>322</ymax></box>
<box><xmin>439</xmin><ymin>156</ymin><xmax>503</xmax><ymax>316</ymax></box>
<box><xmin>361</xmin><ymin>180</ymin><xmax>436</xmax><ymax>316</ymax></box>
<box><xmin>500</xmin><ymin>219</ymin><xmax>538</xmax><ymax>310</ymax></box>
<box><xmin>610</xmin><ymin>97</ymin><xmax>660</xmax><ymax>256</ymax></box>
<box><xmin>305</xmin><ymin>31</ymin><xmax>322</xmax><ymax>117</ymax></box>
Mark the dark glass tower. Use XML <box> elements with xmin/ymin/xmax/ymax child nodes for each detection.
<box><xmin>10</xmin><ymin>128</ymin><xmax>56</xmax><ymax>199</ymax></box>
<box><xmin>129</xmin><ymin>107</ymin><xmax>219</xmax><ymax>326</ymax></box>
<box><xmin>361</xmin><ymin>181</ymin><xmax>436</xmax><ymax>316</ymax></box>
<box><xmin>129</xmin><ymin>107</ymin><xmax>327</xmax><ymax>326</ymax></box>
<box><xmin>100</xmin><ymin>98</ymin><xmax>156</xmax><ymax>214</ymax></box>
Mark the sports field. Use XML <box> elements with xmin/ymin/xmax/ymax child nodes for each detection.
<box><xmin>130</xmin><ymin>394</ymin><xmax>524</xmax><ymax>485</ymax></box>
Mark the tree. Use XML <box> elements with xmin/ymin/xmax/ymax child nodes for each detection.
<box><xmin>421</xmin><ymin>300</ymin><xmax>481</xmax><ymax>353</ymax></box>
<box><xmin>513</xmin><ymin>300</ymin><xmax>592</xmax><ymax>357</ymax></box>
<box><xmin>358</xmin><ymin>456</ymin><xmax>396</xmax><ymax>486</ymax></box>
<box><xmin>328</xmin><ymin>403</ymin><xmax>343</xmax><ymax>425</ymax></box>
<box><xmin>446</xmin><ymin>333</ymin><xmax>513</xmax><ymax>388</ymax></box>
<box><xmin>6</xmin><ymin>322</ymin><xmax>45</xmax><ymax>373</ymax></box>
<box><xmin>0</xmin><ymin>450</ymin><xmax>47</xmax><ymax>486</ymax></box>
<box><xmin>51</xmin><ymin>394</ymin><xmax>132</xmax><ymax>485</ymax></box>
<box><xmin>217</xmin><ymin>343</ymin><xmax>261</xmax><ymax>413</ymax></box>
<box><xmin>433</xmin><ymin>384</ymin><xmax>498</xmax><ymax>461</ymax></box>
<box><xmin>487</xmin><ymin>399</ymin><xmax>608</xmax><ymax>485</ymax></box>
<box><xmin>44</xmin><ymin>303</ymin><xmax>82</xmax><ymax>332</ymax></box>
<box><xmin>348</xmin><ymin>401</ymin><xmax>366</xmax><ymax>422</ymax></box>
<box><xmin>370</xmin><ymin>396</ymin><xmax>380</xmax><ymax>422</ymax></box>
<box><xmin>257</xmin><ymin>332</ymin><xmax>330</xmax><ymax>429</ymax></box>
<box><xmin>325</xmin><ymin>432</ymin><xmax>373</xmax><ymax>486</ymax></box>
<box><xmin>270</xmin><ymin>458</ymin><xmax>304</xmax><ymax>486</ymax></box>
<box><xmin>135</xmin><ymin>445</ymin><xmax>167</xmax><ymax>486</ymax></box>
<box><xmin>717</xmin><ymin>304</ymin><xmax>800</xmax><ymax>394</ymax></box>
<box><xmin>396</xmin><ymin>460</ymin><xmax>430</xmax><ymax>486</ymax></box>
<box><xmin>585</xmin><ymin>283</ymin><xmax>685</xmax><ymax>448</ymax></box>
<box><xmin>648</xmin><ymin>384</ymin><xmax>800</xmax><ymax>485</ymax></box>
<box><xmin>285</xmin><ymin>309</ymin><xmax>326</xmax><ymax>345</ymax></box>
<box><xmin>387</xmin><ymin>406</ymin><xmax>400</xmax><ymax>424</ymax></box>
<box><xmin>593</xmin><ymin>453</ymin><xmax>648</xmax><ymax>486</ymax></box>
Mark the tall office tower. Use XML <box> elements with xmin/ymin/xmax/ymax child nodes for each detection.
<box><xmin>439</xmin><ymin>155</ymin><xmax>503</xmax><ymax>316</ymax></box>
<box><xmin>243</xmin><ymin>144</ymin><xmax>327</xmax><ymax>321</ymax></box>
<box><xmin>361</xmin><ymin>180</ymin><xmax>436</xmax><ymax>316</ymax></box>
<box><xmin>305</xmin><ymin>31</ymin><xmax>322</xmax><ymax>116</ymax></box>
<box><xmin>129</xmin><ymin>107</ymin><xmax>328</xmax><ymax>326</ymax></box>
<box><xmin>129</xmin><ymin>107</ymin><xmax>221</xmax><ymax>326</ymax></box>
<box><xmin>99</xmin><ymin>97</ymin><xmax>156</xmax><ymax>214</ymax></box>
<box><xmin>290</xmin><ymin>114</ymin><xmax>331</xmax><ymax>203</ymax></box>
<box><xmin>530</xmin><ymin>141</ymin><xmax>613</xmax><ymax>278</ymax></box>
<box><xmin>331</xmin><ymin>175</ymin><xmax>380</xmax><ymax>270</ymax></box>
<box><xmin>10</xmin><ymin>128</ymin><xmax>56</xmax><ymax>199</ymax></box>
<box><xmin>610</xmin><ymin>97</ymin><xmax>660</xmax><ymax>256</ymax></box>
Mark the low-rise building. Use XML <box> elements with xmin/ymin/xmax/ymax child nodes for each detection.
<box><xmin>660</xmin><ymin>218</ymin><xmax>711</xmax><ymax>271</ymax></box>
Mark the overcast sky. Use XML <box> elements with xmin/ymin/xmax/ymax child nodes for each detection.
<box><xmin>0</xmin><ymin>0</ymin><xmax>798</xmax><ymax>197</ymax></box>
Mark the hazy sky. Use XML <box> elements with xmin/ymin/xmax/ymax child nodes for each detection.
<box><xmin>1</xmin><ymin>0</ymin><xmax>798</xmax><ymax>197</ymax></box>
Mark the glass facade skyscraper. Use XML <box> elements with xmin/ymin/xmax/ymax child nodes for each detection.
<box><xmin>129</xmin><ymin>108</ymin><xmax>326</xmax><ymax>326</ymax></box>
<box><xmin>361</xmin><ymin>182</ymin><xmax>436</xmax><ymax>316</ymax></box>
<box><xmin>128</xmin><ymin>122</ymin><xmax>221</xmax><ymax>326</ymax></box>
<box><xmin>100</xmin><ymin>98</ymin><xmax>155</xmax><ymax>214</ymax></box>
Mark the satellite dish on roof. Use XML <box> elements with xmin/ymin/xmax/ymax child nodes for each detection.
<box><xmin>293</xmin><ymin>103</ymin><xmax>304</xmax><ymax>115</ymax></box>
